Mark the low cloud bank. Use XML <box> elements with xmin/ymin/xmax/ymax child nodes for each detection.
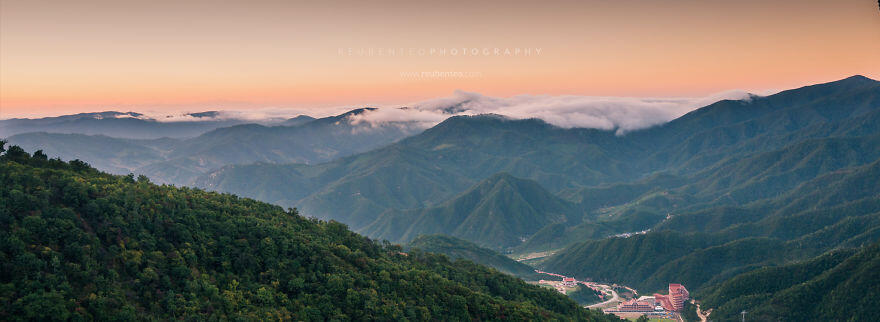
<box><xmin>353</xmin><ymin>90</ymin><xmax>758</xmax><ymax>135</ymax></box>
<box><xmin>129</xmin><ymin>108</ymin><xmax>343</xmax><ymax>123</ymax></box>
<box><xmin>87</xmin><ymin>90</ymin><xmax>759</xmax><ymax>134</ymax></box>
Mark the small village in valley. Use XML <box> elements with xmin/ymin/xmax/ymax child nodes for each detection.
<box><xmin>533</xmin><ymin>270</ymin><xmax>699</xmax><ymax>321</ymax></box>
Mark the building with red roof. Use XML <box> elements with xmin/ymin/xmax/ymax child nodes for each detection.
<box><xmin>653</xmin><ymin>283</ymin><xmax>689</xmax><ymax>312</ymax></box>
<box><xmin>617</xmin><ymin>299</ymin><xmax>655</xmax><ymax>312</ymax></box>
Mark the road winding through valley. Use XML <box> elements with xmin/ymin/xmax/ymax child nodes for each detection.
<box><xmin>586</xmin><ymin>287</ymin><xmax>620</xmax><ymax>309</ymax></box>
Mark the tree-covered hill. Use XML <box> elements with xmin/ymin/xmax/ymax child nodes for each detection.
<box><xmin>534</xmin><ymin>77</ymin><xmax>880</xmax><ymax>293</ymax></box>
<box><xmin>539</xmin><ymin>231</ymin><xmax>725</xmax><ymax>291</ymax></box>
<box><xmin>541</xmin><ymin>156</ymin><xmax>880</xmax><ymax>293</ymax></box>
<box><xmin>699</xmin><ymin>242</ymin><xmax>880</xmax><ymax>321</ymax></box>
<box><xmin>407</xmin><ymin>235</ymin><xmax>540</xmax><ymax>280</ymax></box>
<box><xmin>0</xmin><ymin>144</ymin><xmax>618</xmax><ymax>321</ymax></box>
<box><xmin>360</xmin><ymin>173</ymin><xmax>579</xmax><ymax>249</ymax></box>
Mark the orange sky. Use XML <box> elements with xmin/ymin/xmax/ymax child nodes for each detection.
<box><xmin>1</xmin><ymin>0</ymin><xmax>879</xmax><ymax>118</ymax></box>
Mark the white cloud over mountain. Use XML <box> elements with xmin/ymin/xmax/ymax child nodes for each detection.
<box><xmin>56</xmin><ymin>90</ymin><xmax>762</xmax><ymax>135</ymax></box>
<box><xmin>352</xmin><ymin>90</ymin><xmax>759</xmax><ymax>135</ymax></box>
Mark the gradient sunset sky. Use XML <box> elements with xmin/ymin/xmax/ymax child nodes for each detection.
<box><xmin>1</xmin><ymin>0</ymin><xmax>879</xmax><ymax>118</ymax></box>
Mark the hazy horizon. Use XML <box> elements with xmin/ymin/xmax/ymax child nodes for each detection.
<box><xmin>2</xmin><ymin>0</ymin><xmax>878</xmax><ymax>118</ymax></box>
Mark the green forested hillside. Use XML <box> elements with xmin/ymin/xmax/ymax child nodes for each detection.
<box><xmin>407</xmin><ymin>235</ymin><xmax>540</xmax><ymax>279</ymax></box>
<box><xmin>700</xmin><ymin>243</ymin><xmax>880</xmax><ymax>321</ymax></box>
<box><xmin>361</xmin><ymin>173</ymin><xmax>579</xmax><ymax>249</ymax></box>
<box><xmin>542</xmin><ymin>160</ymin><xmax>880</xmax><ymax>293</ymax></box>
<box><xmin>535</xmin><ymin>78</ymin><xmax>880</xmax><ymax>297</ymax></box>
<box><xmin>0</xmin><ymin>144</ymin><xmax>617</xmax><ymax>321</ymax></box>
<box><xmin>539</xmin><ymin>231</ymin><xmax>725</xmax><ymax>291</ymax></box>
<box><xmin>628</xmin><ymin>75</ymin><xmax>880</xmax><ymax>172</ymax></box>
<box><xmin>541</xmin><ymin>144</ymin><xmax>880</xmax><ymax>293</ymax></box>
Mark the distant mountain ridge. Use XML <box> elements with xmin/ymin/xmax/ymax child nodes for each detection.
<box><xmin>6</xmin><ymin>109</ymin><xmax>423</xmax><ymax>184</ymax></box>
<box><xmin>0</xmin><ymin>111</ymin><xmax>254</xmax><ymax>139</ymax></box>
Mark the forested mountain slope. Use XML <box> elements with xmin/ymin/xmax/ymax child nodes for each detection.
<box><xmin>541</xmin><ymin>156</ymin><xmax>880</xmax><ymax>293</ymax></box>
<box><xmin>360</xmin><ymin>173</ymin><xmax>579</xmax><ymax>249</ymax></box>
<box><xmin>407</xmin><ymin>235</ymin><xmax>540</xmax><ymax>279</ymax></box>
<box><xmin>700</xmin><ymin>242</ymin><xmax>880</xmax><ymax>321</ymax></box>
<box><xmin>0</xmin><ymin>144</ymin><xmax>618</xmax><ymax>321</ymax></box>
<box><xmin>197</xmin><ymin>114</ymin><xmax>639</xmax><ymax>227</ymax></box>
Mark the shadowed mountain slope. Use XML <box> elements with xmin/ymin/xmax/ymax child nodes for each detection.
<box><xmin>360</xmin><ymin>173</ymin><xmax>579</xmax><ymax>249</ymax></box>
<box><xmin>407</xmin><ymin>234</ymin><xmax>540</xmax><ymax>279</ymax></box>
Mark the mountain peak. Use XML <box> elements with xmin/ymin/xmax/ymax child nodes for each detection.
<box><xmin>842</xmin><ymin>75</ymin><xmax>876</xmax><ymax>82</ymax></box>
<box><xmin>481</xmin><ymin>172</ymin><xmax>523</xmax><ymax>186</ymax></box>
<box><xmin>431</xmin><ymin>114</ymin><xmax>549</xmax><ymax>132</ymax></box>
<box><xmin>339</xmin><ymin>107</ymin><xmax>378</xmax><ymax>118</ymax></box>
<box><xmin>282</xmin><ymin>115</ymin><xmax>317</xmax><ymax>126</ymax></box>
<box><xmin>185</xmin><ymin>111</ymin><xmax>220</xmax><ymax>118</ymax></box>
<box><xmin>814</xmin><ymin>74</ymin><xmax>879</xmax><ymax>89</ymax></box>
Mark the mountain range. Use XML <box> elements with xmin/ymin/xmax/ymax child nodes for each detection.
<box><xmin>5</xmin><ymin>109</ymin><xmax>421</xmax><ymax>184</ymax></box>
<box><xmin>4</xmin><ymin>75</ymin><xmax>880</xmax><ymax>320</ymax></box>
<box><xmin>193</xmin><ymin>75</ymin><xmax>880</xmax><ymax>319</ymax></box>
<box><xmin>196</xmin><ymin>76</ymin><xmax>880</xmax><ymax>245</ymax></box>
<box><xmin>0</xmin><ymin>111</ymin><xmax>252</xmax><ymax>139</ymax></box>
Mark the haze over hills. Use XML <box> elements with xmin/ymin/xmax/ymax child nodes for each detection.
<box><xmin>5</xmin><ymin>109</ymin><xmax>421</xmax><ymax>184</ymax></box>
<box><xmin>0</xmin><ymin>111</ymin><xmax>255</xmax><ymax>139</ymax></box>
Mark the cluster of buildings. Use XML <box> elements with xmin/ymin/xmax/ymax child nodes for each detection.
<box><xmin>608</xmin><ymin>283</ymin><xmax>689</xmax><ymax>319</ymax></box>
<box><xmin>538</xmin><ymin>277</ymin><xmax>581</xmax><ymax>294</ymax></box>
<box><xmin>610</xmin><ymin>229</ymin><xmax>651</xmax><ymax>239</ymax></box>
<box><xmin>534</xmin><ymin>270</ymin><xmax>607</xmax><ymax>296</ymax></box>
